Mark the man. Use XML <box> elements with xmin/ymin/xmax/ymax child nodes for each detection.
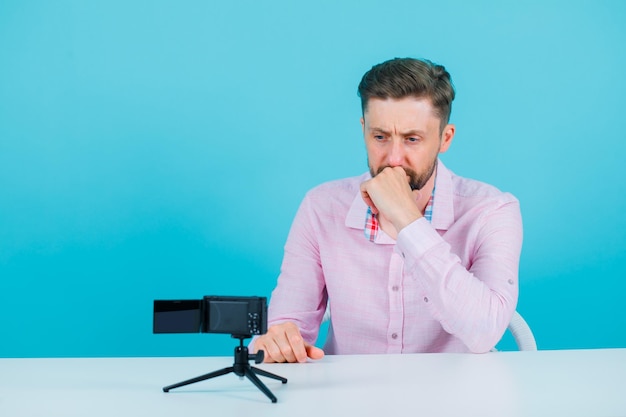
<box><xmin>253</xmin><ymin>57</ymin><xmax>523</xmax><ymax>362</ymax></box>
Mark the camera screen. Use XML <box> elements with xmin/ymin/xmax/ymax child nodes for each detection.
<box><xmin>153</xmin><ymin>300</ymin><xmax>202</xmax><ymax>333</ymax></box>
<box><xmin>208</xmin><ymin>300</ymin><xmax>250</xmax><ymax>334</ymax></box>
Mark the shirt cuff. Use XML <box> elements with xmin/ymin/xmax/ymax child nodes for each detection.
<box><xmin>395</xmin><ymin>217</ymin><xmax>442</xmax><ymax>260</ymax></box>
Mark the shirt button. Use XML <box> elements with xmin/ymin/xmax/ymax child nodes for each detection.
<box><xmin>392</xmin><ymin>285</ymin><xmax>399</xmax><ymax>292</ymax></box>
<box><xmin>391</xmin><ymin>333</ymin><xmax>398</xmax><ymax>339</ymax></box>
<box><xmin>508</xmin><ymin>279</ymin><xmax>515</xmax><ymax>285</ymax></box>
<box><xmin>423</xmin><ymin>297</ymin><xmax>429</xmax><ymax>303</ymax></box>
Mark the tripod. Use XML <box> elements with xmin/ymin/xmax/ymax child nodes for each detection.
<box><xmin>162</xmin><ymin>335</ymin><xmax>287</xmax><ymax>403</ymax></box>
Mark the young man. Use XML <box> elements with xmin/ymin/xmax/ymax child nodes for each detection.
<box><xmin>253</xmin><ymin>58</ymin><xmax>523</xmax><ymax>362</ymax></box>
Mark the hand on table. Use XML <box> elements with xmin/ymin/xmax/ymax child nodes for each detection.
<box><xmin>253</xmin><ymin>322</ymin><xmax>325</xmax><ymax>363</ymax></box>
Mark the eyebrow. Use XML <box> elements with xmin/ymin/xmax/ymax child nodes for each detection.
<box><xmin>369</xmin><ymin>127</ymin><xmax>427</xmax><ymax>136</ymax></box>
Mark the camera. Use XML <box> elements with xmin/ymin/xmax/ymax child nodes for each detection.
<box><xmin>153</xmin><ymin>296</ymin><xmax>267</xmax><ymax>337</ymax></box>
<box><xmin>154</xmin><ymin>295</ymin><xmax>286</xmax><ymax>403</ymax></box>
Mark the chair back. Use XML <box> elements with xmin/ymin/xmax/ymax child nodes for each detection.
<box><xmin>507</xmin><ymin>310</ymin><xmax>537</xmax><ymax>351</ymax></box>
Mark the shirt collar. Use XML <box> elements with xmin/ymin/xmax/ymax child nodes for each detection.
<box><xmin>430</xmin><ymin>159</ymin><xmax>455</xmax><ymax>231</ymax></box>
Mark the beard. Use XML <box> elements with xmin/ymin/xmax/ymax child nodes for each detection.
<box><xmin>369</xmin><ymin>156</ymin><xmax>437</xmax><ymax>191</ymax></box>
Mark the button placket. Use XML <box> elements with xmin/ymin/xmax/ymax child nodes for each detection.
<box><xmin>387</xmin><ymin>251</ymin><xmax>404</xmax><ymax>350</ymax></box>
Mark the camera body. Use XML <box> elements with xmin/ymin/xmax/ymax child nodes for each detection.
<box><xmin>153</xmin><ymin>296</ymin><xmax>267</xmax><ymax>337</ymax></box>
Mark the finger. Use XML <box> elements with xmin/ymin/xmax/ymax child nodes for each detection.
<box><xmin>270</xmin><ymin>325</ymin><xmax>303</xmax><ymax>363</ymax></box>
<box><xmin>305</xmin><ymin>344</ymin><xmax>325</xmax><ymax>360</ymax></box>
<box><xmin>254</xmin><ymin>338</ymin><xmax>280</xmax><ymax>363</ymax></box>
<box><xmin>284</xmin><ymin>326</ymin><xmax>308</xmax><ymax>363</ymax></box>
<box><xmin>360</xmin><ymin>182</ymin><xmax>379</xmax><ymax>214</ymax></box>
<box><xmin>362</xmin><ymin>194</ymin><xmax>378</xmax><ymax>215</ymax></box>
<box><xmin>390</xmin><ymin>165</ymin><xmax>407</xmax><ymax>177</ymax></box>
<box><xmin>258</xmin><ymin>336</ymin><xmax>291</xmax><ymax>363</ymax></box>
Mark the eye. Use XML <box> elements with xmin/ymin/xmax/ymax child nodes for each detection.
<box><xmin>406</xmin><ymin>137</ymin><xmax>420</xmax><ymax>143</ymax></box>
<box><xmin>374</xmin><ymin>135</ymin><xmax>385</xmax><ymax>141</ymax></box>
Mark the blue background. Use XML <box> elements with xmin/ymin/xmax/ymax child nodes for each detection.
<box><xmin>1</xmin><ymin>1</ymin><xmax>625</xmax><ymax>357</ymax></box>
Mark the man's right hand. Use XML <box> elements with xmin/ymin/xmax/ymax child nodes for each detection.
<box><xmin>253</xmin><ymin>322</ymin><xmax>325</xmax><ymax>363</ymax></box>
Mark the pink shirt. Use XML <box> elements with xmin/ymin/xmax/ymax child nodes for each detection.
<box><xmin>267</xmin><ymin>160</ymin><xmax>523</xmax><ymax>354</ymax></box>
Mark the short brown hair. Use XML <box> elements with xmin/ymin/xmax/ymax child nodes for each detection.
<box><xmin>357</xmin><ymin>57</ymin><xmax>456</xmax><ymax>127</ymax></box>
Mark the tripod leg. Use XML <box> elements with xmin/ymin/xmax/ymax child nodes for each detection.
<box><xmin>244</xmin><ymin>368</ymin><xmax>278</xmax><ymax>403</ymax></box>
<box><xmin>251</xmin><ymin>366</ymin><xmax>288</xmax><ymax>383</ymax></box>
<box><xmin>163</xmin><ymin>366</ymin><xmax>234</xmax><ymax>392</ymax></box>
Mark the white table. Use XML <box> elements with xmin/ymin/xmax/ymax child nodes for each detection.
<box><xmin>1</xmin><ymin>349</ymin><xmax>624</xmax><ymax>417</ymax></box>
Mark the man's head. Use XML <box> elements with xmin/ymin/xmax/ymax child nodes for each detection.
<box><xmin>358</xmin><ymin>57</ymin><xmax>455</xmax><ymax>132</ymax></box>
<box><xmin>358</xmin><ymin>58</ymin><xmax>456</xmax><ymax>191</ymax></box>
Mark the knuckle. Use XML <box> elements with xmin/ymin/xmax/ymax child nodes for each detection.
<box><xmin>279</xmin><ymin>345</ymin><xmax>293</xmax><ymax>358</ymax></box>
<box><xmin>288</xmin><ymin>333</ymin><xmax>303</xmax><ymax>345</ymax></box>
<box><xmin>266</xmin><ymin>346</ymin><xmax>283</xmax><ymax>361</ymax></box>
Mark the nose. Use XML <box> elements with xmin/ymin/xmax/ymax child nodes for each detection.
<box><xmin>387</xmin><ymin>139</ymin><xmax>405</xmax><ymax>167</ymax></box>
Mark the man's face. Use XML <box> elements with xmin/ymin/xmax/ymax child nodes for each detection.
<box><xmin>361</xmin><ymin>97</ymin><xmax>454</xmax><ymax>190</ymax></box>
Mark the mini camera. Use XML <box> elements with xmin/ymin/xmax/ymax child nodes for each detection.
<box><xmin>153</xmin><ymin>296</ymin><xmax>267</xmax><ymax>337</ymax></box>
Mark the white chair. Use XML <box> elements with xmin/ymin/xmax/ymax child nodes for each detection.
<box><xmin>321</xmin><ymin>306</ymin><xmax>537</xmax><ymax>351</ymax></box>
<box><xmin>506</xmin><ymin>310</ymin><xmax>537</xmax><ymax>351</ymax></box>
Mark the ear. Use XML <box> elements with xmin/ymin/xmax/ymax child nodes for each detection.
<box><xmin>439</xmin><ymin>124</ymin><xmax>455</xmax><ymax>154</ymax></box>
<box><xmin>360</xmin><ymin>117</ymin><xmax>365</xmax><ymax>134</ymax></box>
